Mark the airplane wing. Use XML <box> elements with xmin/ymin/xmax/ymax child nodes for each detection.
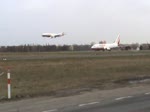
<box><xmin>42</xmin><ymin>32</ymin><xmax>65</xmax><ymax>38</ymax></box>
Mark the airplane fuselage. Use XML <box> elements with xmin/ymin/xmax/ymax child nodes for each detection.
<box><xmin>91</xmin><ymin>35</ymin><xmax>120</xmax><ymax>51</ymax></box>
<box><xmin>91</xmin><ymin>43</ymin><xmax>118</xmax><ymax>51</ymax></box>
<box><xmin>42</xmin><ymin>32</ymin><xmax>65</xmax><ymax>38</ymax></box>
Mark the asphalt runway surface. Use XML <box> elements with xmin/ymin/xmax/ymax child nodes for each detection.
<box><xmin>63</xmin><ymin>94</ymin><xmax>150</xmax><ymax>112</ymax></box>
<box><xmin>0</xmin><ymin>86</ymin><xmax>150</xmax><ymax>112</ymax></box>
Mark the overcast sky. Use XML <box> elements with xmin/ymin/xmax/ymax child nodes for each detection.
<box><xmin>0</xmin><ymin>0</ymin><xmax>150</xmax><ymax>45</ymax></box>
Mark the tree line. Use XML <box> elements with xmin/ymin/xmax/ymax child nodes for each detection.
<box><xmin>0</xmin><ymin>44</ymin><xmax>91</xmax><ymax>52</ymax></box>
<box><xmin>0</xmin><ymin>43</ymin><xmax>149</xmax><ymax>52</ymax></box>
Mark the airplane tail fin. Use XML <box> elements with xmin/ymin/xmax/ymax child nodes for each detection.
<box><xmin>114</xmin><ymin>35</ymin><xmax>120</xmax><ymax>45</ymax></box>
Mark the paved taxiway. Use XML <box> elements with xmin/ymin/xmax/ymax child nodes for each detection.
<box><xmin>0</xmin><ymin>85</ymin><xmax>150</xmax><ymax>112</ymax></box>
<box><xmin>62</xmin><ymin>94</ymin><xmax>150</xmax><ymax>112</ymax></box>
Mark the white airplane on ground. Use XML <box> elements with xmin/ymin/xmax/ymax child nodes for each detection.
<box><xmin>42</xmin><ymin>32</ymin><xmax>65</xmax><ymax>38</ymax></box>
<box><xmin>91</xmin><ymin>35</ymin><xmax>120</xmax><ymax>51</ymax></box>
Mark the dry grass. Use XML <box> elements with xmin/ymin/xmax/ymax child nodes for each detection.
<box><xmin>0</xmin><ymin>51</ymin><xmax>150</xmax><ymax>99</ymax></box>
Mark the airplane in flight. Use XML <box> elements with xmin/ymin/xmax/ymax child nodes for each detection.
<box><xmin>91</xmin><ymin>35</ymin><xmax>120</xmax><ymax>51</ymax></box>
<box><xmin>42</xmin><ymin>32</ymin><xmax>65</xmax><ymax>38</ymax></box>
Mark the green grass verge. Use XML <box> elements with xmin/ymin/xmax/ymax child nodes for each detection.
<box><xmin>0</xmin><ymin>51</ymin><xmax>150</xmax><ymax>99</ymax></box>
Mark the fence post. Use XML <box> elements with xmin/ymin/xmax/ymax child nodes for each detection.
<box><xmin>7</xmin><ymin>68</ymin><xmax>11</xmax><ymax>99</ymax></box>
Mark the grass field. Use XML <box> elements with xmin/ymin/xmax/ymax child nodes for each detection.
<box><xmin>0</xmin><ymin>51</ymin><xmax>150</xmax><ymax>100</ymax></box>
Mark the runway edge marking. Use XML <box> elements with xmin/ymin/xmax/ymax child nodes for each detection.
<box><xmin>79</xmin><ymin>102</ymin><xmax>99</xmax><ymax>107</ymax></box>
<box><xmin>145</xmin><ymin>92</ymin><xmax>150</xmax><ymax>95</ymax></box>
<box><xmin>42</xmin><ymin>109</ymin><xmax>58</xmax><ymax>112</ymax></box>
<box><xmin>115</xmin><ymin>96</ymin><xmax>133</xmax><ymax>101</ymax></box>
